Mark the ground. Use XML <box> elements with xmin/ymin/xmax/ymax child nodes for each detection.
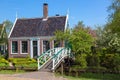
<box><xmin>0</xmin><ymin>71</ymin><xmax>67</xmax><ymax>80</ymax></box>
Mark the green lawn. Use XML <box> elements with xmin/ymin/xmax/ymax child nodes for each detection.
<box><xmin>57</xmin><ymin>73</ymin><xmax>120</xmax><ymax>80</ymax></box>
<box><xmin>0</xmin><ymin>70</ymin><xmax>26</xmax><ymax>74</ymax></box>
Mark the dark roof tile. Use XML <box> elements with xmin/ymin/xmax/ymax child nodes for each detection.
<box><xmin>10</xmin><ymin>16</ymin><xmax>66</xmax><ymax>37</ymax></box>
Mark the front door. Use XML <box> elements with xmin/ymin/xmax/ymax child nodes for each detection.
<box><xmin>33</xmin><ymin>41</ymin><xmax>38</xmax><ymax>58</ymax></box>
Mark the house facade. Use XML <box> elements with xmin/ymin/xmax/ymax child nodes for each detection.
<box><xmin>8</xmin><ymin>3</ymin><xmax>68</xmax><ymax>58</ymax></box>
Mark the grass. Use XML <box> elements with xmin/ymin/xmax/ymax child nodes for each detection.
<box><xmin>0</xmin><ymin>70</ymin><xmax>26</xmax><ymax>74</ymax></box>
<box><xmin>56</xmin><ymin>72</ymin><xmax>120</xmax><ymax>80</ymax></box>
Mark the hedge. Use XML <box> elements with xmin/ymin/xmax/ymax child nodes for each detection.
<box><xmin>0</xmin><ymin>58</ymin><xmax>9</xmax><ymax>68</ymax></box>
<box><xmin>9</xmin><ymin>58</ymin><xmax>38</xmax><ymax>70</ymax></box>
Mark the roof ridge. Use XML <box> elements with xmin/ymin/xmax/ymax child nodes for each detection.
<box><xmin>18</xmin><ymin>15</ymin><xmax>66</xmax><ymax>20</ymax></box>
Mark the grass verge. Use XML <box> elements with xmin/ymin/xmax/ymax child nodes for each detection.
<box><xmin>0</xmin><ymin>70</ymin><xmax>26</xmax><ymax>74</ymax></box>
<box><xmin>56</xmin><ymin>72</ymin><xmax>120</xmax><ymax>80</ymax></box>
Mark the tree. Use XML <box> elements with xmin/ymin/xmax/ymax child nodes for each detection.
<box><xmin>96</xmin><ymin>26</ymin><xmax>120</xmax><ymax>53</ymax></box>
<box><xmin>54</xmin><ymin>21</ymin><xmax>95</xmax><ymax>54</ymax></box>
<box><xmin>54</xmin><ymin>21</ymin><xmax>95</xmax><ymax>68</ymax></box>
<box><xmin>96</xmin><ymin>0</ymin><xmax>120</xmax><ymax>53</ymax></box>
<box><xmin>105</xmin><ymin>0</ymin><xmax>120</xmax><ymax>34</ymax></box>
<box><xmin>3</xmin><ymin>20</ymin><xmax>13</xmax><ymax>37</ymax></box>
<box><xmin>70</xmin><ymin>26</ymin><xmax>94</xmax><ymax>54</ymax></box>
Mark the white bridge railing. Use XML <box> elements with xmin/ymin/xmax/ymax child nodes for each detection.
<box><xmin>37</xmin><ymin>47</ymin><xmax>71</xmax><ymax>71</ymax></box>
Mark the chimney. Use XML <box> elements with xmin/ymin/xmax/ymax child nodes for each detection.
<box><xmin>43</xmin><ymin>3</ymin><xmax>48</xmax><ymax>19</ymax></box>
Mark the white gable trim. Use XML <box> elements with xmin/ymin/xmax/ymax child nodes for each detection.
<box><xmin>8</xmin><ymin>18</ymin><xmax>18</xmax><ymax>38</ymax></box>
<box><xmin>64</xmin><ymin>13</ymin><xmax>69</xmax><ymax>31</ymax></box>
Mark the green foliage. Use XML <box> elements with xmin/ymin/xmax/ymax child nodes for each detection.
<box><xmin>86</xmin><ymin>66</ymin><xmax>107</xmax><ymax>73</ymax></box>
<box><xmin>96</xmin><ymin>0</ymin><xmax>120</xmax><ymax>54</ymax></box>
<box><xmin>3</xmin><ymin>20</ymin><xmax>13</xmax><ymax>36</ymax></box>
<box><xmin>113</xmin><ymin>54</ymin><xmax>120</xmax><ymax>72</ymax></box>
<box><xmin>9</xmin><ymin>58</ymin><xmax>36</xmax><ymax>62</ymax></box>
<box><xmin>65</xmin><ymin>72</ymin><xmax>120</xmax><ymax>80</ymax></box>
<box><xmin>96</xmin><ymin>26</ymin><xmax>120</xmax><ymax>53</ymax></box>
<box><xmin>100</xmin><ymin>54</ymin><xmax>120</xmax><ymax>72</ymax></box>
<box><xmin>54</xmin><ymin>21</ymin><xmax>94</xmax><ymax>54</ymax></box>
<box><xmin>69</xmin><ymin>25</ymin><xmax>94</xmax><ymax>53</ymax></box>
<box><xmin>101</xmin><ymin>54</ymin><xmax>115</xmax><ymax>69</ymax></box>
<box><xmin>54</xmin><ymin>21</ymin><xmax>95</xmax><ymax>71</ymax></box>
<box><xmin>75</xmin><ymin>54</ymin><xmax>87</xmax><ymax>68</ymax></box>
<box><xmin>0</xmin><ymin>70</ymin><xmax>25</xmax><ymax>74</ymax></box>
<box><xmin>105</xmin><ymin>0</ymin><xmax>120</xmax><ymax>34</ymax></box>
<box><xmin>9</xmin><ymin>58</ymin><xmax>37</xmax><ymax>68</ymax></box>
<box><xmin>54</xmin><ymin>29</ymin><xmax>71</xmax><ymax>41</ymax></box>
<box><xmin>0</xmin><ymin>58</ymin><xmax>9</xmax><ymax>67</ymax></box>
<box><xmin>86</xmin><ymin>54</ymin><xmax>100</xmax><ymax>67</ymax></box>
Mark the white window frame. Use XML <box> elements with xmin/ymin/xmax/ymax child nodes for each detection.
<box><xmin>20</xmin><ymin>40</ymin><xmax>28</xmax><ymax>54</ymax></box>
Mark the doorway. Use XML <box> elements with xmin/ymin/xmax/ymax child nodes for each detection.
<box><xmin>43</xmin><ymin>40</ymin><xmax>50</xmax><ymax>52</ymax></box>
<box><xmin>33</xmin><ymin>41</ymin><xmax>38</xmax><ymax>58</ymax></box>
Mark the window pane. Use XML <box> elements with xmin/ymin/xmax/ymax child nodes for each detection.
<box><xmin>22</xmin><ymin>41</ymin><xmax>28</xmax><ymax>53</ymax></box>
<box><xmin>12</xmin><ymin>41</ymin><xmax>18</xmax><ymax>53</ymax></box>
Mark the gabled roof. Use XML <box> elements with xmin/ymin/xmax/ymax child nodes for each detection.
<box><xmin>10</xmin><ymin>16</ymin><xmax>67</xmax><ymax>38</ymax></box>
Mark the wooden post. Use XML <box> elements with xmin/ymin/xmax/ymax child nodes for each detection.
<box><xmin>37</xmin><ymin>58</ymin><xmax>40</xmax><ymax>70</ymax></box>
<box><xmin>61</xmin><ymin>61</ymin><xmax>64</xmax><ymax>75</ymax></box>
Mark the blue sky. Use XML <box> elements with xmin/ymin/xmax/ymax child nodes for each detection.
<box><xmin>0</xmin><ymin>0</ymin><xmax>111</xmax><ymax>28</ymax></box>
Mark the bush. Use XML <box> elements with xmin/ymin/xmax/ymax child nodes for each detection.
<box><xmin>86</xmin><ymin>53</ymin><xmax>100</xmax><ymax>67</ymax></box>
<box><xmin>9</xmin><ymin>58</ymin><xmax>36</xmax><ymax>62</ymax></box>
<box><xmin>101</xmin><ymin>54</ymin><xmax>114</xmax><ymax>69</ymax></box>
<box><xmin>86</xmin><ymin>66</ymin><xmax>107</xmax><ymax>73</ymax></box>
<box><xmin>9</xmin><ymin>58</ymin><xmax>37</xmax><ymax>70</ymax></box>
<box><xmin>100</xmin><ymin>53</ymin><xmax>120</xmax><ymax>73</ymax></box>
<box><xmin>75</xmin><ymin>54</ymin><xmax>87</xmax><ymax>68</ymax></box>
<box><xmin>113</xmin><ymin>54</ymin><xmax>120</xmax><ymax>72</ymax></box>
<box><xmin>0</xmin><ymin>58</ymin><xmax>9</xmax><ymax>67</ymax></box>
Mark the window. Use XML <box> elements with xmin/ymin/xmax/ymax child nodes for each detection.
<box><xmin>22</xmin><ymin>41</ymin><xmax>28</xmax><ymax>53</ymax></box>
<box><xmin>12</xmin><ymin>41</ymin><xmax>18</xmax><ymax>53</ymax></box>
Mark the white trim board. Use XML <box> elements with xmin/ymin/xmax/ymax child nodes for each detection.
<box><xmin>8</xmin><ymin>18</ymin><xmax>18</xmax><ymax>38</ymax></box>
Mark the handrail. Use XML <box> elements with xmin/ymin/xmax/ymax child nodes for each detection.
<box><xmin>52</xmin><ymin>48</ymin><xmax>71</xmax><ymax>70</ymax></box>
<box><xmin>37</xmin><ymin>47</ymin><xmax>71</xmax><ymax>70</ymax></box>
<box><xmin>37</xmin><ymin>47</ymin><xmax>63</xmax><ymax>70</ymax></box>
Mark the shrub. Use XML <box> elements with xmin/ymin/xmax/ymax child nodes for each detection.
<box><xmin>86</xmin><ymin>53</ymin><xmax>100</xmax><ymax>67</ymax></box>
<box><xmin>0</xmin><ymin>58</ymin><xmax>9</xmax><ymax>67</ymax></box>
<box><xmin>9</xmin><ymin>58</ymin><xmax>37</xmax><ymax>69</ymax></box>
<box><xmin>100</xmin><ymin>53</ymin><xmax>120</xmax><ymax>72</ymax></box>
<box><xmin>75</xmin><ymin>54</ymin><xmax>87</xmax><ymax>68</ymax></box>
<box><xmin>113</xmin><ymin>54</ymin><xmax>120</xmax><ymax>72</ymax></box>
<box><xmin>101</xmin><ymin>54</ymin><xmax>114</xmax><ymax>69</ymax></box>
<box><xmin>86</xmin><ymin>66</ymin><xmax>107</xmax><ymax>73</ymax></box>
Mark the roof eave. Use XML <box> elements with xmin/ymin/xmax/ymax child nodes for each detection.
<box><xmin>8</xmin><ymin>18</ymin><xmax>18</xmax><ymax>38</ymax></box>
<box><xmin>64</xmin><ymin>14</ymin><xmax>69</xmax><ymax>31</ymax></box>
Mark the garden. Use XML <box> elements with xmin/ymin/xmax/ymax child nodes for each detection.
<box><xmin>0</xmin><ymin>55</ymin><xmax>38</xmax><ymax>72</ymax></box>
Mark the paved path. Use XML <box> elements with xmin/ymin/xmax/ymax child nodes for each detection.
<box><xmin>0</xmin><ymin>71</ymin><xmax>68</xmax><ymax>80</ymax></box>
